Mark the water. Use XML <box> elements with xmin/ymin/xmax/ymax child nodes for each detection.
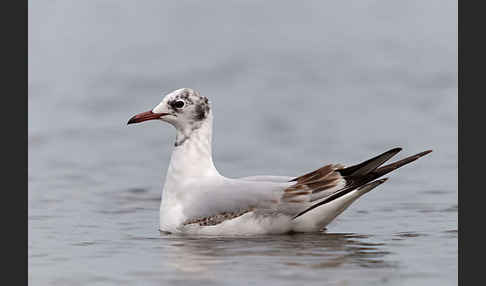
<box><xmin>28</xmin><ymin>1</ymin><xmax>457</xmax><ymax>285</ymax></box>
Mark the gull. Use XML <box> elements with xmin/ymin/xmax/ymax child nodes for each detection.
<box><xmin>127</xmin><ymin>88</ymin><xmax>432</xmax><ymax>235</ymax></box>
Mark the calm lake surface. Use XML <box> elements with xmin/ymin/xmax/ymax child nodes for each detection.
<box><xmin>29</xmin><ymin>1</ymin><xmax>457</xmax><ymax>285</ymax></box>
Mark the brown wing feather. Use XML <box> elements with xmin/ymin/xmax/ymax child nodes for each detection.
<box><xmin>292</xmin><ymin>148</ymin><xmax>432</xmax><ymax>219</ymax></box>
<box><xmin>282</xmin><ymin>164</ymin><xmax>344</xmax><ymax>203</ymax></box>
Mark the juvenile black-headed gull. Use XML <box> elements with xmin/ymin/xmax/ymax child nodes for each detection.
<box><xmin>128</xmin><ymin>88</ymin><xmax>432</xmax><ymax>235</ymax></box>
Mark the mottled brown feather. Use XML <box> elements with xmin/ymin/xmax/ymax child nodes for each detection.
<box><xmin>183</xmin><ymin>209</ymin><xmax>253</xmax><ymax>226</ymax></box>
<box><xmin>283</xmin><ymin>164</ymin><xmax>343</xmax><ymax>203</ymax></box>
<box><xmin>282</xmin><ymin>191</ymin><xmax>312</xmax><ymax>199</ymax></box>
<box><xmin>292</xmin><ymin>148</ymin><xmax>432</xmax><ymax>219</ymax></box>
<box><xmin>290</xmin><ymin>164</ymin><xmax>335</xmax><ymax>183</ymax></box>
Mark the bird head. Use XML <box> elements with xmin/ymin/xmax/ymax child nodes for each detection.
<box><xmin>127</xmin><ymin>88</ymin><xmax>211</xmax><ymax>132</ymax></box>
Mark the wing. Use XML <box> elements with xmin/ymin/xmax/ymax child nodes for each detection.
<box><xmin>291</xmin><ymin>148</ymin><xmax>432</xmax><ymax>218</ymax></box>
<box><xmin>282</xmin><ymin>164</ymin><xmax>345</xmax><ymax>203</ymax></box>
<box><xmin>180</xmin><ymin>148</ymin><xmax>432</xmax><ymax>225</ymax></box>
<box><xmin>180</xmin><ymin>176</ymin><xmax>292</xmax><ymax>221</ymax></box>
<box><xmin>279</xmin><ymin>148</ymin><xmax>404</xmax><ymax>206</ymax></box>
<box><xmin>183</xmin><ymin>164</ymin><xmax>349</xmax><ymax>221</ymax></box>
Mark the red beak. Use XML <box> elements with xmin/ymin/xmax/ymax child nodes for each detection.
<box><xmin>127</xmin><ymin>110</ymin><xmax>168</xmax><ymax>125</ymax></box>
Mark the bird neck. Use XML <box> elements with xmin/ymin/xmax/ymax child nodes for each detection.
<box><xmin>167</xmin><ymin>113</ymin><xmax>220</xmax><ymax>178</ymax></box>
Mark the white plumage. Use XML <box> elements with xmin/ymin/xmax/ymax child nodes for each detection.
<box><xmin>127</xmin><ymin>88</ymin><xmax>431</xmax><ymax>235</ymax></box>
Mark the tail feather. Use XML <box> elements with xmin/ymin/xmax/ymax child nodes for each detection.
<box><xmin>338</xmin><ymin>147</ymin><xmax>402</xmax><ymax>176</ymax></box>
<box><xmin>370</xmin><ymin>150</ymin><xmax>432</xmax><ymax>179</ymax></box>
<box><xmin>356</xmin><ymin>178</ymin><xmax>389</xmax><ymax>195</ymax></box>
<box><xmin>292</xmin><ymin>178</ymin><xmax>389</xmax><ymax>219</ymax></box>
<box><xmin>292</xmin><ymin>148</ymin><xmax>432</xmax><ymax>219</ymax></box>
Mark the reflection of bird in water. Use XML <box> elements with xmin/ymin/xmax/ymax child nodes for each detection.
<box><xmin>162</xmin><ymin>232</ymin><xmax>394</xmax><ymax>277</ymax></box>
<box><xmin>128</xmin><ymin>88</ymin><xmax>432</xmax><ymax>235</ymax></box>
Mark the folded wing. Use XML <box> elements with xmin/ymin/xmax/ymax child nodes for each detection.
<box><xmin>290</xmin><ymin>148</ymin><xmax>432</xmax><ymax>219</ymax></box>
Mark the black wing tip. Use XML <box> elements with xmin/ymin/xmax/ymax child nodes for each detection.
<box><xmin>385</xmin><ymin>148</ymin><xmax>432</xmax><ymax>163</ymax></box>
<box><xmin>289</xmin><ymin>148</ymin><xmax>429</xmax><ymax>183</ymax></box>
<box><xmin>291</xmin><ymin>149</ymin><xmax>432</xmax><ymax>220</ymax></box>
<box><xmin>336</xmin><ymin>147</ymin><xmax>403</xmax><ymax>176</ymax></box>
<box><xmin>387</xmin><ymin>148</ymin><xmax>432</xmax><ymax>156</ymax></box>
<box><xmin>381</xmin><ymin>147</ymin><xmax>403</xmax><ymax>159</ymax></box>
<box><xmin>389</xmin><ymin>147</ymin><xmax>403</xmax><ymax>153</ymax></box>
<box><xmin>418</xmin><ymin>149</ymin><xmax>433</xmax><ymax>157</ymax></box>
<box><xmin>403</xmin><ymin>149</ymin><xmax>433</xmax><ymax>162</ymax></box>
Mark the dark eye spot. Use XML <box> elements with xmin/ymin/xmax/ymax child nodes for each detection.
<box><xmin>174</xmin><ymin>100</ymin><xmax>185</xmax><ymax>109</ymax></box>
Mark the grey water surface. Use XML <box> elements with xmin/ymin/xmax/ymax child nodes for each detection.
<box><xmin>29</xmin><ymin>1</ymin><xmax>457</xmax><ymax>285</ymax></box>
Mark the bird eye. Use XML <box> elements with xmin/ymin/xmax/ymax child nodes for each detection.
<box><xmin>173</xmin><ymin>100</ymin><xmax>185</xmax><ymax>109</ymax></box>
